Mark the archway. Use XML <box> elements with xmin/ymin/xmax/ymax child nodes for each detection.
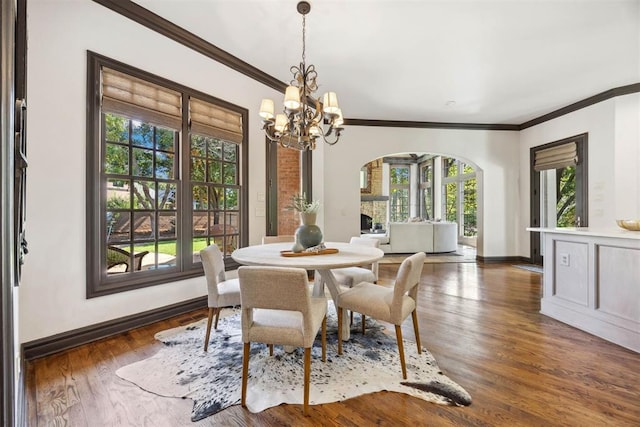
<box><xmin>358</xmin><ymin>152</ymin><xmax>481</xmax><ymax>250</ymax></box>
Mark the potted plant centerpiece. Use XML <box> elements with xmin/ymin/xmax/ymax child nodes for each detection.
<box><xmin>287</xmin><ymin>192</ymin><xmax>323</xmax><ymax>252</ymax></box>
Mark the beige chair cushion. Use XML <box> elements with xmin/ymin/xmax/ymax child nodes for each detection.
<box><xmin>247</xmin><ymin>299</ymin><xmax>326</xmax><ymax>347</ymax></box>
<box><xmin>332</xmin><ymin>236</ymin><xmax>380</xmax><ymax>288</ymax></box>
<box><xmin>339</xmin><ymin>282</ymin><xmax>415</xmax><ymax>323</ymax></box>
<box><xmin>332</xmin><ymin>267</ymin><xmax>376</xmax><ymax>288</ymax></box>
<box><xmin>216</xmin><ymin>277</ymin><xmax>241</xmax><ymax>308</ymax></box>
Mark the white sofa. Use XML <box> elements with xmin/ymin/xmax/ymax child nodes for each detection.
<box><xmin>362</xmin><ymin>222</ymin><xmax>458</xmax><ymax>254</ymax></box>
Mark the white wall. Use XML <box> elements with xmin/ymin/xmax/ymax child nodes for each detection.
<box><xmin>317</xmin><ymin>126</ymin><xmax>520</xmax><ymax>258</ymax></box>
<box><xmin>518</xmin><ymin>96</ymin><xmax>640</xmax><ymax>257</ymax></box>
<box><xmin>20</xmin><ymin>0</ymin><xmax>277</xmax><ymax>342</ymax></box>
<box><xmin>22</xmin><ymin>0</ymin><xmax>640</xmax><ymax>343</ymax></box>
<box><xmin>614</xmin><ymin>94</ymin><xmax>640</xmax><ymax>220</ymax></box>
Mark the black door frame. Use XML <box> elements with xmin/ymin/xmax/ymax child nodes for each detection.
<box><xmin>530</xmin><ymin>133</ymin><xmax>588</xmax><ymax>264</ymax></box>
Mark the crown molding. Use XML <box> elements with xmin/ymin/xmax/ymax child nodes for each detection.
<box><xmin>518</xmin><ymin>83</ymin><xmax>640</xmax><ymax>130</ymax></box>
<box><xmin>345</xmin><ymin>118</ymin><xmax>519</xmax><ymax>131</ymax></box>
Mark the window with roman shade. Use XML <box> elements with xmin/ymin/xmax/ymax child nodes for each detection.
<box><xmin>102</xmin><ymin>67</ymin><xmax>182</xmax><ymax>130</ymax></box>
<box><xmin>533</xmin><ymin>141</ymin><xmax>578</xmax><ymax>171</ymax></box>
<box><xmin>189</xmin><ymin>97</ymin><xmax>243</xmax><ymax>265</ymax></box>
<box><xmin>86</xmin><ymin>52</ymin><xmax>248</xmax><ymax>298</ymax></box>
<box><xmin>190</xmin><ymin>97</ymin><xmax>243</xmax><ymax>144</ymax></box>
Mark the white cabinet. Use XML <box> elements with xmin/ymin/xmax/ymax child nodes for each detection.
<box><xmin>529</xmin><ymin>227</ymin><xmax>640</xmax><ymax>353</ymax></box>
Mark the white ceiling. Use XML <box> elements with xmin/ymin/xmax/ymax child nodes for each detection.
<box><xmin>133</xmin><ymin>0</ymin><xmax>639</xmax><ymax>125</ymax></box>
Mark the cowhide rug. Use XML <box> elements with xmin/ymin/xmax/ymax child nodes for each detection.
<box><xmin>116</xmin><ymin>302</ymin><xmax>471</xmax><ymax>422</ymax></box>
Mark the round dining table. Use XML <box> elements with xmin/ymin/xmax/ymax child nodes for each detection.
<box><xmin>231</xmin><ymin>241</ymin><xmax>384</xmax><ymax>340</ymax></box>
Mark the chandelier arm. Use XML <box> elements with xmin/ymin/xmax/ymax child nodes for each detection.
<box><xmin>311</xmin><ymin>97</ymin><xmax>322</xmax><ymax>123</ymax></box>
<box><xmin>263</xmin><ymin>127</ymin><xmax>282</xmax><ymax>143</ymax></box>
<box><xmin>318</xmin><ymin>128</ymin><xmax>341</xmax><ymax>146</ymax></box>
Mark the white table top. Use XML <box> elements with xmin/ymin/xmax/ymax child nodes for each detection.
<box><xmin>231</xmin><ymin>242</ymin><xmax>384</xmax><ymax>270</ymax></box>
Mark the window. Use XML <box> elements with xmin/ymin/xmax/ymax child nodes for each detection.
<box><xmin>530</xmin><ymin>134</ymin><xmax>588</xmax><ymax>264</ymax></box>
<box><xmin>462</xmin><ymin>176</ymin><xmax>477</xmax><ymax>236</ymax></box>
<box><xmin>419</xmin><ymin>159</ymin><xmax>433</xmax><ymax>220</ymax></box>
<box><xmin>104</xmin><ymin>116</ymin><xmax>179</xmax><ymax>272</ymax></box>
<box><xmin>87</xmin><ymin>52</ymin><xmax>248</xmax><ymax>297</ymax></box>
<box><xmin>442</xmin><ymin>158</ymin><xmax>458</xmax><ymax>223</ymax></box>
<box><xmin>555</xmin><ymin>166</ymin><xmax>576</xmax><ymax>227</ymax></box>
<box><xmin>389</xmin><ymin>165</ymin><xmax>410</xmax><ymax>222</ymax></box>
<box><xmin>190</xmin><ymin>134</ymin><xmax>240</xmax><ymax>262</ymax></box>
<box><xmin>441</xmin><ymin>157</ymin><xmax>477</xmax><ymax>237</ymax></box>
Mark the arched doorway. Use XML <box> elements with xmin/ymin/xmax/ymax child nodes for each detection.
<box><xmin>359</xmin><ymin>153</ymin><xmax>479</xmax><ymax>249</ymax></box>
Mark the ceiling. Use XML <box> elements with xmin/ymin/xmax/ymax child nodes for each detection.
<box><xmin>133</xmin><ymin>0</ymin><xmax>639</xmax><ymax>125</ymax></box>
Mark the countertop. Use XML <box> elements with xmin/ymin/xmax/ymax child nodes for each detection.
<box><xmin>526</xmin><ymin>226</ymin><xmax>640</xmax><ymax>240</ymax></box>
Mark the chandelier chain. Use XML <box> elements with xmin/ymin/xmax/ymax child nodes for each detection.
<box><xmin>302</xmin><ymin>13</ymin><xmax>306</xmax><ymax>65</ymax></box>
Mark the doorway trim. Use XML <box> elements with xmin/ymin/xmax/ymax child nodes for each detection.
<box><xmin>530</xmin><ymin>133</ymin><xmax>588</xmax><ymax>264</ymax></box>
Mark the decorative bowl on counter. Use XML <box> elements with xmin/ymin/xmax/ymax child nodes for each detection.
<box><xmin>616</xmin><ymin>219</ymin><xmax>640</xmax><ymax>231</ymax></box>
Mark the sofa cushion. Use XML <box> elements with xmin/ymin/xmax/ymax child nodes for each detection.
<box><xmin>361</xmin><ymin>233</ymin><xmax>390</xmax><ymax>245</ymax></box>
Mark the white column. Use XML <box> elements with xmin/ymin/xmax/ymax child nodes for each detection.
<box><xmin>433</xmin><ymin>156</ymin><xmax>443</xmax><ymax>220</ymax></box>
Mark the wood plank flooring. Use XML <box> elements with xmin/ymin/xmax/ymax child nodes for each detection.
<box><xmin>26</xmin><ymin>263</ymin><xmax>640</xmax><ymax>426</ymax></box>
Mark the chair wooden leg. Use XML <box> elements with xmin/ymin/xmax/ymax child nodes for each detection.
<box><xmin>204</xmin><ymin>307</ymin><xmax>214</xmax><ymax>351</ymax></box>
<box><xmin>303</xmin><ymin>347</ymin><xmax>311</xmax><ymax>416</ymax></box>
<box><xmin>412</xmin><ymin>310</ymin><xmax>422</xmax><ymax>354</ymax></box>
<box><xmin>321</xmin><ymin>315</ymin><xmax>327</xmax><ymax>362</ymax></box>
<box><xmin>337</xmin><ymin>307</ymin><xmax>343</xmax><ymax>355</ymax></box>
<box><xmin>395</xmin><ymin>325</ymin><xmax>407</xmax><ymax>379</ymax></box>
<box><xmin>269</xmin><ymin>344</ymin><xmax>274</xmax><ymax>356</ymax></box>
<box><xmin>241</xmin><ymin>342</ymin><xmax>250</xmax><ymax>408</ymax></box>
<box><xmin>362</xmin><ymin>314</ymin><xmax>366</xmax><ymax>335</ymax></box>
<box><xmin>214</xmin><ymin>307</ymin><xmax>221</xmax><ymax>329</ymax></box>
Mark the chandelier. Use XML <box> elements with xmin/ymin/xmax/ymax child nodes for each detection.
<box><xmin>259</xmin><ymin>1</ymin><xmax>344</xmax><ymax>151</ymax></box>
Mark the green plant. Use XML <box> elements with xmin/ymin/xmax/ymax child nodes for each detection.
<box><xmin>285</xmin><ymin>192</ymin><xmax>320</xmax><ymax>214</ymax></box>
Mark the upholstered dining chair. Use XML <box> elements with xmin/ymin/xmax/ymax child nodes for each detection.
<box><xmin>332</xmin><ymin>236</ymin><xmax>380</xmax><ymax>288</ymax></box>
<box><xmin>332</xmin><ymin>236</ymin><xmax>381</xmax><ymax>324</ymax></box>
<box><xmin>200</xmin><ymin>244</ymin><xmax>241</xmax><ymax>352</ymax></box>
<box><xmin>238</xmin><ymin>266</ymin><xmax>327</xmax><ymax>416</ymax></box>
<box><xmin>336</xmin><ymin>251</ymin><xmax>426</xmax><ymax>379</ymax></box>
<box><xmin>261</xmin><ymin>235</ymin><xmax>295</xmax><ymax>244</ymax></box>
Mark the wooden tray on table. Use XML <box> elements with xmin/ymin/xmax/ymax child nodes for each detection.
<box><xmin>280</xmin><ymin>248</ymin><xmax>339</xmax><ymax>257</ymax></box>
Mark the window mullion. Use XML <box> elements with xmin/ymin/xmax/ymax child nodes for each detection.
<box><xmin>180</xmin><ymin>96</ymin><xmax>192</xmax><ymax>270</ymax></box>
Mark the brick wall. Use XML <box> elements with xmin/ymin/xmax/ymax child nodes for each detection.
<box><xmin>361</xmin><ymin>159</ymin><xmax>387</xmax><ymax>226</ymax></box>
<box><xmin>277</xmin><ymin>145</ymin><xmax>300</xmax><ymax>235</ymax></box>
<box><xmin>369</xmin><ymin>159</ymin><xmax>383</xmax><ymax>196</ymax></box>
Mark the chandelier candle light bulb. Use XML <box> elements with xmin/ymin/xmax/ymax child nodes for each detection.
<box><xmin>274</xmin><ymin>114</ymin><xmax>287</xmax><ymax>133</ymax></box>
<box><xmin>284</xmin><ymin>86</ymin><xmax>301</xmax><ymax>110</ymax></box>
<box><xmin>259</xmin><ymin>1</ymin><xmax>344</xmax><ymax>151</ymax></box>
<box><xmin>259</xmin><ymin>99</ymin><xmax>275</xmax><ymax>120</ymax></box>
<box><xmin>322</xmin><ymin>92</ymin><xmax>339</xmax><ymax>115</ymax></box>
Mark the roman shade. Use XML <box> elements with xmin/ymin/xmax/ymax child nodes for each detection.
<box><xmin>533</xmin><ymin>142</ymin><xmax>578</xmax><ymax>171</ymax></box>
<box><xmin>101</xmin><ymin>67</ymin><xmax>182</xmax><ymax>130</ymax></box>
<box><xmin>190</xmin><ymin>97</ymin><xmax>243</xmax><ymax>144</ymax></box>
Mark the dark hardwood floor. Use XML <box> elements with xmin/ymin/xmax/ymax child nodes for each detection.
<box><xmin>26</xmin><ymin>263</ymin><xmax>640</xmax><ymax>426</ymax></box>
